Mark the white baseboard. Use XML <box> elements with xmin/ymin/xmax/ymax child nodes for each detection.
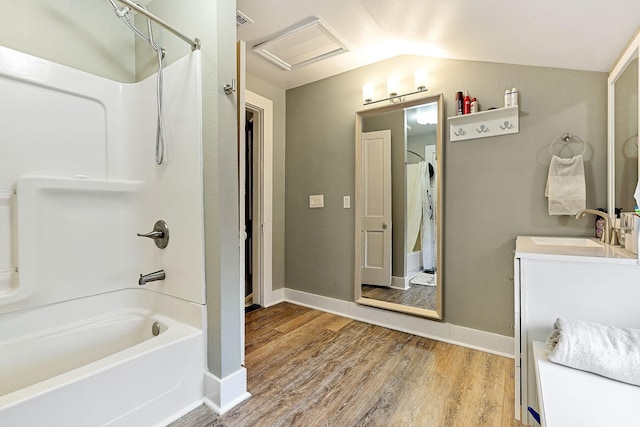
<box><xmin>391</xmin><ymin>275</ymin><xmax>410</xmax><ymax>290</ymax></box>
<box><xmin>283</xmin><ymin>288</ymin><xmax>514</xmax><ymax>358</ymax></box>
<box><xmin>263</xmin><ymin>286</ymin><xmax>285</xmax><ymax>308</ymax></box>
<box><xmin>407</xmin><ymin>251</ymin><xmax>422</xmax><ymax>276</ymax></box>
<box><xmin>203</xmin><ymin>368</ymin><xmax>251</xmax><ymax>415</ymax></box>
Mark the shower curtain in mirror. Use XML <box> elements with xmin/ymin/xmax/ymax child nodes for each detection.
<box><xmin>406</xmin><ymin>161</ymin><xmax>436</xmax><ymax>272</ymax></box>
<box><xmin>406</xmin><ymin>162</ymin><xmax>424</xmax><ymax>253</ymax></box>
<box><xmin>421</xmin><ymin>161</ymin><xmax>436</xmax><ymax>271</ymax></box>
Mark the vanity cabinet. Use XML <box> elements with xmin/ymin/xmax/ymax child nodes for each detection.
<box><xmin>514</xmin><ymin>236</ymin><xmax>640</xmax><ymax>426</ymax></box>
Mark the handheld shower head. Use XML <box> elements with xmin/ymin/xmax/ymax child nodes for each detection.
<box><xmin>106</xmin><ymin>0</ymin><xmax>167</xmax><ymax>166</ymax></box>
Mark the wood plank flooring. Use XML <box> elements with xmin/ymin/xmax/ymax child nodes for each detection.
<box><xmin>361</xmin><ymin>283</ymin><xmax>437</xmax><ymax>311</ymax></box>
<box><xmin>170</xmin><ymin>302</ymin><xmax>524</xmax><ymax>427</ymax></box>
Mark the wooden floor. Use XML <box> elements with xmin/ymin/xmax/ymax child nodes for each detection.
<box><xmin>362</xmin><ymin>283</ymin><xmax>437</xmax><ymax>311</ymax></box>
<box><xmin>171</xmin><ymin>302</ymin><xmax>524</xmax><ymax>427</ymax></box>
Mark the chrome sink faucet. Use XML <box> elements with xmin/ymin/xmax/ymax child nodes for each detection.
<box><xmin>575</xmin><ymin>209</ymin><xmax>611</xmax><ymax>244</ymax></box>
<box><xmin>139</xmin><ymin>270</ymin><xmax>165</xmax><ymax>286</ymax></box>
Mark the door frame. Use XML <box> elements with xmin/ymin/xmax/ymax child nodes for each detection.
<box><xmin>244</xmin><ymin>90</ymin><xmax>274</xmax><ymax>308</ymax></box>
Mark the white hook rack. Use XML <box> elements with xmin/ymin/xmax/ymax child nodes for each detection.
<box><xmin>448</xmin><ymin>106</ymin><xmax>519</xmax><ymax>142</ymax></box>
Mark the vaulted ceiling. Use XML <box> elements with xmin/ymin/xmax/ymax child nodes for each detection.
<box><xmin>236</xmin><ymin>0</ymin><xmax>640</xmax><ymax>89</ymax></box>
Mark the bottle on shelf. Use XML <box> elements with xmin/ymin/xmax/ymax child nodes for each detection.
<box><xmin>504</xmin><ymin>89</ymin><xmax>512</xmax><ymax>107</ymax></box>
<box><xmin>463</xmin><ymin>91</ymin><xmax>471</xmax><ymax>115</ymax></box>
<box><xmin>511</xmin><ymin>87</ymin><xmax>518</xmax><ymax>106</ymax></box>
<box><xmin>456</xmin><ymin>91</ymin><xmax>463</xmax><ymax>116</ymax></box>
<box><xmin>470</xmin><ymin>97</ymin><xmax>479</xmax><ymax>113</ymax></box>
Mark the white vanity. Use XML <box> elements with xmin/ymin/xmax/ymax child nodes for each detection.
<box><xmin>513</xmin><ymin>24</ymin><xmax>640</xmax><ymax>427</ymax></box>
<box><xmin>514</xmin><ymin>236</ymin><xmax>640</xmax><ymax>425</ymax></box>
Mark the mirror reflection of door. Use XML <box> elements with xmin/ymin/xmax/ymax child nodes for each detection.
<box><xmin>361</xmin><ymin>130</ymin><xmax>392</xmax><ymax>286</ymax></box>
<box><xmin>356</xmin><ymin>95</ymin><xmax>442</xmax><ymax>319</ymax></box>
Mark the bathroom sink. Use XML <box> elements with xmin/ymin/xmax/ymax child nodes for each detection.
<box><xmin>530</xmin><ymin>237</ymin><xmax>602</xmax><ymax>247</ymax></box>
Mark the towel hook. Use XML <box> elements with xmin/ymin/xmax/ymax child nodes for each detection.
<box><xmin>550</xmin><ymin>133</ymin><xmax>586</xmax><ymax>157</ymax></box>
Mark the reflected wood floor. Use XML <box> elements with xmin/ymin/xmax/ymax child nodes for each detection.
<box><xmin>171</xmin><ymin>302</ymin><xmax>524</xmax><ymax>427</ymax></box>
<box><xmin>362</xmin><ymin>283</ymin><xmax>437</xmax><ymax>311</ymax></box>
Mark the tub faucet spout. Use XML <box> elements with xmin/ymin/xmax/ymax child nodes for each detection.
<box><xmin>574</xmin><ymin>209</ymin><xmax>611</xmax><ymax>244</ymax></box>
<box><xmin>139</xmin><ymin>270</ymin><xmax>165</xmax><ymax>286</ymax></box>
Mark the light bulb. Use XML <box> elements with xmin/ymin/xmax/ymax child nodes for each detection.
<box><xmin>387</xmin><ymin>77</ymin><xmax>400</xmax><ymax>97</ymax></box>
<box><xmin>415</xmin><ymin>69</ymin><xmax>428</xmax><ymax>91</ymax></box>
<box><xmin>362</xmin><ymin>83</ymin><xmax>374</xmax><ymax>104</ymax></box>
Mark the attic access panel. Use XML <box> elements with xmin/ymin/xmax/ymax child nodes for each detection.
<box><xmin>253</xmin><ymin>18</ymin><xmax>350</xmax><ymax>71</ymax></box>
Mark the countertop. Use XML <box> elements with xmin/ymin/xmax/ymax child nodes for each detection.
<box><xmin>533</xmin><ymin>341</ymin><xmax>640</xmax><ymax>427</ymax></box>
<box><xmin>515</xmin><ymin>236</ymin><xmax>638</xmax><ymax>265</ymax></box>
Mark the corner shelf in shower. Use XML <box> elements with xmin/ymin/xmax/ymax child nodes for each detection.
<box><xmin>448</xmin><ymin>106</ymin><xmax>519</xmax><ymax>142</ymax></box>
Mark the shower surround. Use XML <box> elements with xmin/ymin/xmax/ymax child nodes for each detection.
<box><xmin>0</xmin><ymin>45</ymin><xmax>206</xmax><ymax>425</ymax></box>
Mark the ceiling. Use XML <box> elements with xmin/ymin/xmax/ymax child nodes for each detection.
<box><xmin>236</xmin><ymin>0</ymin><xmax>640</xmax><ymax>90</ymax></box>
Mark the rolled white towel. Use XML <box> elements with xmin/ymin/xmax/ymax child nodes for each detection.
<box><xmin>546</xmin><ymin>318</ymin><xmax>640</xmax><ymax>386</ymax></box>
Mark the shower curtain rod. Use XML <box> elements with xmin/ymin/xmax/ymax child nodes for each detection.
<box><xmin>115</xmin><ymin>0</ymin><xmax>201</xmax><ymax>50</ymax></box>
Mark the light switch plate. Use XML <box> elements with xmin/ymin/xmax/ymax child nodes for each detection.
<box><xmin>343</xmin><ymin>196</ymin><xmax>350</xmax><ymax>208</ymax></box>
<box><xmin>309</xmin><ymin>194</ymin><xmax>324</xmax><ymax>208</ymax></box>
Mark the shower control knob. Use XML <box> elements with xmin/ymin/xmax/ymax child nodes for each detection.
<box><xmin>137</xmin><ymin>220</ymin><xmax>169</xmax><ymax>249</ymax></box>
<box><xmin>137</xmin><ymin>230</ymin><xmax>164</xmax><ymax>239</ymax></box>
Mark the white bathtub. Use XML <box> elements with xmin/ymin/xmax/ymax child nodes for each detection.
<box><xmin>0</xmin><ymin>289</ymin><xmax>205</xmax><ymax>426</ymax></box>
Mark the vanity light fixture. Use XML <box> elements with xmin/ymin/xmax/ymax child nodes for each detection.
<box><xmin>387</xmin><ymin>76</ymin><xmax>400</xmax><ymax>98</ymax></box>
<box><xmin>362</xmin><ymin>83</ymin><xmax>374</xmax><ymax>104</ymax></box>
<box><xmin>362</xmin><ymin>69</ymin><xmax>428</xmax><ymax>105</ymax></box>
<box><xmin>415</xmin><ymin>69</ymin><xmax>428</xmax><ymax>91</ymax></box>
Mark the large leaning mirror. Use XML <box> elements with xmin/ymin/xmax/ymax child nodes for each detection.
<box><xmin>608</xmin><ymin>30</ymin><xmax>639</xmax><ymax>255</ymax></box>
<box><xmin>354</xmin><ymin>94</ymin><xmax>443</xmax><ymax>319</ymax></box>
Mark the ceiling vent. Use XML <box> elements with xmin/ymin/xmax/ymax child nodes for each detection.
<box><xmin>253</xmin><ymin>18</ymin><xmax>350</xmax><ymax>71</ymax></box>
<box><xmin>236</xmin><ymin>10</ymin><xmax>253</xmax><ymax>27</ymax></box>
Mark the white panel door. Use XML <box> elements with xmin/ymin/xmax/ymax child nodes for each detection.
<box><xmin>361</xmin><ymin>130</ymin><xmax>392</xmax><ymax>286</ymax></box>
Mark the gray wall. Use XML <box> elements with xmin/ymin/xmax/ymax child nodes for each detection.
<box><xmin>286</xmin><ymin>55</ymin><xmax>607</xmax><ymax>336</ymax></box>
<box><xmin>246</xmin><ymin>72</ymin><xmax>287</xmax><ymax>290</ymax></box>
<box><xmin>408</xmin><ymin>129</ymin><xmax>438</xmax><ymax>163</ymax></box>
<box><xmin>0</xmin><ymin>0</ymin><xmax>135</xmax><ymax>82</ymax></box>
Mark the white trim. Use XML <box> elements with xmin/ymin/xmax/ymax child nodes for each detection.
<box><xmin>237</xmin><ymin>41</ymin><xmax>247</xmax><ymax>366</ymax></box>
<box><xmin>203</xmin><ymin>368</ymin><xmax>251</xmax><ymax>415</ymax></box>
<box><xmin>245</xmin><ymin>90</ymin><xmax>274</xmax><ymax>308</ymax></box>
<box><xmin>607</xmin><ymin>27</ymin><xmax>640</xmax><ymax>262</ymax></box>
<box><xmin>406</xmin><ymin>251</ymin><xmax>422</xmax><ymax>276</ymax></box>
<box><xmin>391</xmin><ymin>275</ymin><xmax>410</xmax><ymax>290</ymax></box>
<box><xmin>263</xmin><ymin>286</ymin><xmax>285</xmax><ymax>307</ymax></box>
<box><xmin>284</xmin><ymin>288</ymin><xmax>513</xmax><ymax>358</ymax></box>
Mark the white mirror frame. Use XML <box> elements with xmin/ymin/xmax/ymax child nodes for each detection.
<box><xmin>608</xmin><ymin>29</ymin><xmax>640</xmax><ymax>251</ymax></box>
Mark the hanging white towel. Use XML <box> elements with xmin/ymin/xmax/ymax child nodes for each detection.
<box><xmin>545</xmin><ymin>155</ymin><xmax>586</xmax><ymax>215</ymax></box>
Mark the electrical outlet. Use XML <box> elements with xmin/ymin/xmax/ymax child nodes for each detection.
<box><xmin>343</xmin><ymin>196</ymin><xmax>350</xmax><ymax>208</ymax></box>
<box><xmin>309</xmin><ymin>194</ymin><xmax>324</xmax><ymax>208</ymax></box>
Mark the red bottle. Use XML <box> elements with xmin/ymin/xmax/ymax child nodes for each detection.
<box><xmin>463</xmin><ymin>93</ymin><xmax>471</xmax><ymax>115</ymax></box>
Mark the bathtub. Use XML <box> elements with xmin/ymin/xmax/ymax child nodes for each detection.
<box><xmin>0</xmin><ymin>288</ymin><xmax>205</xmax><ymax>426</ymax></box>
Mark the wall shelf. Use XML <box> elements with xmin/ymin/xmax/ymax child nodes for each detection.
<box><xmin>448</xmin><ymin>106</ymin><xmax>519</xmax><ymax>142</ymax></box>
